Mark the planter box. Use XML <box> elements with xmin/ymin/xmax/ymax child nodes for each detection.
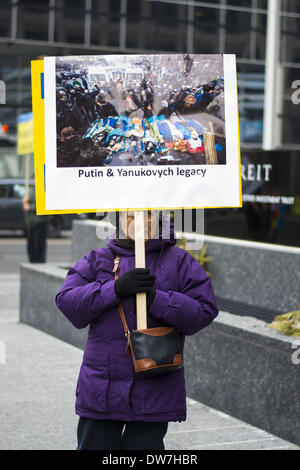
<box><xmin>72</xmin><ymin>220</ymin><xmax>300</xmax><ymax>319</ymax></box>
<box><xmin>20</xmin><ymin>263</ymin><xmax>88</xmax><ymax>350</ymax></box>
<box><xmin>185</xmin><ymin>311</ymin><xmax>300</xmax><ymax>446</ymax></box>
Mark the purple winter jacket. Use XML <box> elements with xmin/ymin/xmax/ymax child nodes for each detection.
<box><xmin>55</xmin><ymin>221</ymin><xmax>218</xmax><ymax>423</ymax></box>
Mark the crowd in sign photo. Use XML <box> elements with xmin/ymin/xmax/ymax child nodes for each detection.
<box><xmin>55</xmin><ymin>54</ymin><xmax>226</xmax><ymax>168</ymax></box>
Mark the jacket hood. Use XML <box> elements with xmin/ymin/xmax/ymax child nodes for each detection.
<box><xmin>107</xmin><ymin>213</ymin><xmax>176</xmax><ymax>260</ymax></box>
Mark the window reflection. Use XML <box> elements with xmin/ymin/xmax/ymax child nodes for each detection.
<box><xmin>255</xmin><ymin>13</ymin><xmax>266</xmax><ymax>60</ymax></box>
<box><xmin>237</xmin><ymin>65</ymin><xmax>264</xmax><ymax>144</ymax></box>
<box><xmin>18</xmin><ymin>0</ymin><xmax>49</xmax><ymax>41</ymax></box>
<box><xmin>194</xmin><ymin>7</ymin><xmax>219</xmax><ymax>54</ymax></box>
<box><xmin>0</xmin><ymin>0</ymin><xmax>299</xmax><ymax>248</ymax></box>
<box><xmin>281</xmin><ymin>15</ymin><xmax>300</xmax><ymax>63</ymax></box>
<box><xmin>281</xmin><ymin>0</ymin><xmax>300</xmax><ymax>13</ymax></box>
<box><xmin>0</xmin><ymin>4</ymin><xmax>11</xmax><ymax>37</ymax></box>
<box><xmin>281</xmin><ymin>68</ymin><xmax>300</xmax><ymax>145</ymax></box>
<box><xmin>55</xmin><ymin>0</ymin><xmax>84</xmax><ymax>43</ymax></box>
<box><xmin>205</xmin><ymin>150</ymin><xmax>300</xmax><ymax>247</ymax></box>
<box><xmin>225</xmin><ymin>11</ymin><xmax>251</xmax><ymax>58</ymax></box>
<box><xmin>109</xmin><ymin>0</ymin><xmax>121</xmax><ymax>23</ymax></box>
<box><xmin>143</xmin><ymin>3</ymin><xmax>183</xmax><ymax>51</ymax></box>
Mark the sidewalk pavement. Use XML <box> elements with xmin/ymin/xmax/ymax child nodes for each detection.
<box><xmin>0</xmin><ymin>273</ymin><xmax>299</xmax><ymax>450</ymax></box>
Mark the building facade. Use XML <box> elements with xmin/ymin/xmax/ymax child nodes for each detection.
<box><xmin>0</xmin><ymin>0</ymin><xmax>299</xmax><ymax>246</ymax></box>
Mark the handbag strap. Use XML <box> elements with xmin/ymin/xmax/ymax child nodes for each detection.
<box><xmin>113</xmin><ymin>256</ymin><xmax>131</xmax><ymax>338</ymax></box>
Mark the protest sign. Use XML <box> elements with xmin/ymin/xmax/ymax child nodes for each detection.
<box><xmin>31</xmin><ymin>59</ymin><xmax>91</xmax><ymax>216</ymax></box>
<box><xmin>17</xmin><ymin>112</ymin><xmax>34</xmax><ymax>156</ymax></box>
<box><xmin>37</xmin><ymin>53</ymin><xmax>241</xmax><ymax>212</ymax></box>
<box><xmin>32</xmin><ymin>54</ymin><xmax>241</xmax><ymax>328</ymax></box>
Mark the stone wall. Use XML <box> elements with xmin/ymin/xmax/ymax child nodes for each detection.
<box><xmin>206</xmin><ymin>236</ymin><xmax>300</xmax><ymax>315</ymax></box>
<box><xmin>184</xmin><ymin>312</ymin><xmax>300</xmax><ymax>446</ymax></box>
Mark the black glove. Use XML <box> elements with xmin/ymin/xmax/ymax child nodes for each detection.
<box><xmin>115</xmin><ymin>268</ymin><xmax>156</xmax><ymax>298</ymax></box>
<box><xmin>146</xmin><ymin>289</ymin><xmax>156</xmax><ymax>311</ymax></box>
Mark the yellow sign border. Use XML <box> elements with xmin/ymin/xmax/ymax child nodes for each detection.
<box><xmin>32</xmin><ymin>59</ymin><xmax>242</xmax><ymax>214</ymax></box>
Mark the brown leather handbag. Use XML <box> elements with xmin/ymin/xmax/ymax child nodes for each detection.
<box><xmin>113</xmin><ymin>256</ymin><xmax>183</xmax><ymax>378</ymax></box>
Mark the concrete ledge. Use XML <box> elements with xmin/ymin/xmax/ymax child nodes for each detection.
<box><xmin>19</xmin><ymin>262</ymin><xmax>300</xmax><ymax>446</ymax></box>
<box><xmin>185</xmin><ymin>311</ymin><xmax>300</xmax><ymax>446</ymax></box>
<box><xmin>204</xmin><ymin>236</ymin><xmax>300</xmax><ymax>314</ymax></box>
<box><xmin>72</xmin><ymin>219</ymin><xmax>114</xmax><ymax>262</ymax></box>
<box><xmin>19</xmin><ymin>263</ymin><xmax>88</xmax><ymax>350</ymax></box>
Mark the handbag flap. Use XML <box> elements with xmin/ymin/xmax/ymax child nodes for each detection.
<box><xmin>134</xmin><ymin>327</ymin><xmax>175</xmax><ymax>336</ymax></box>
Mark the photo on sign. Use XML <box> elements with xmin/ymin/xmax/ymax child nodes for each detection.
<box><xmin>55</xmin><ymin>54</ymin><xmax>225</xmax><ymax>168</ymax></box>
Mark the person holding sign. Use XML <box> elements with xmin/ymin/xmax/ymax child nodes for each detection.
<box><xmin>55</xmin><ymin>211</ymin><xmax>218</xmax><ymax>450</ymax></box>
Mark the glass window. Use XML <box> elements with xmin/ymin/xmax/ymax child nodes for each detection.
<box><xmin>64</xmin><ymin>0</ymin><xmax>85</xmax><ymax>18</ymax></box>
<box><xmin>194</xmin><ymin>6</ymin><xmax>218</xmax><ymax>32</ymax></box>
<box><xmin>194</xmin><ymin>7</ymin><xmax>219</xmax><ymax>54</ymax></box>
<box><xmin>108</xmin><ymin>32</ymin><xmax>119</xmax><ymax>48</ymax></box>
<box><xmin>281</xmin><ymin>67</ymin><xmax>300</xmax><ymax>145</ymax></box>
<box><xmin>0</xmin><ymin>185</ymin><xmax>9</xmax><ymax>198</ymax></box>
<box><xmin>145</xmin><ymin>36</ymin><xmax>177</xmax><ymax>52</ymax></box>
<box><xmin>0</xmin><ymin>2</ymin><xmax>11</xmax><ymax>37</ymax></box>
<box><xmin>226</xmin><ymin>10</ymin><xmax>251</xmax><ymax>33</ymax></box>
<box><xmin>281</xmin><ymin>15</ymin><xmax>300</xmax><ymax>63</ymax></box>
<box><xmin>18</xmin><ymin>0</ymin><xmax>49</xmax><ymax>41</ymax></box>
<box><xmin>55</xmin><ymin>0</ymin><xmax>84</xmax><ymax>43</ymax></box>
<box><xmin>227</xmin><ymin>1</ymin><xmax>267</xmax><ymax>9</ymax></box>
<box><xmin>109</xmin><ymin>0</ymin><xmax>121</xmax><ymax>23</ymax></box>
<box><xmin>90</xmin><ymin>0</ymin><xmax>99</xmax><ymax>20</ymax></box>
<box><xmin>205</xmin><ymin>149</ymin><xmax>300</xmax><ymax>247</ymax></box>
<box><xmin>255</xmin><ymin>13</ymin><xmax>266</xmax><ymax>61</ymax></box>
<box><xmin>18</xmin><ymin>0</ymin><xmax>49</xmax><ymax>10</ymax></box>
<box><xmin>0</xmin><ymin>57</ymin><xmax>26</xmax><ymax>134</ymax></box>
<box><xmin>237</xmin><ymin>64</ymin><xmax>265</xmax><ymax>144</ymax></box>
<box><xmin>142</xmin><ymin>4</ymin><xmax>183</xmax><ymax>52</ymax></box>
<box><xmin>257</xmin><ymin>1</ymin><xmax>268</xmax><ymax>9</ymax></box>
<box><xmin>0</xmin><ymin>44</ymin><xmax>63</xmax><ymax>140</ymax></box>
<box><xmin>127</xmin><ymin>0</ymin><xmax>140</xmax><ymax>22</ymax></box>
<box><xmin>227</xmin><ymin>0</ymin><xmax>252</xmax><ymax>7</ymax></box>
<box><xmin>19</xmin><ymin>65</ymin><xmax>32</xmax><ymax>109</ymax></box>
<box><xmin>0</xmin><ymin>150</ymin><xmax>19</xmax><ymax>177</ymax></box>
<box><xmin>151</xmin><ymin>2</ymin><xmax>178</xmax><ymax>28</ymax></box>
<box><xmin>225</xmin><ymin>11</ymin><xmax>251</xmax><ymax>58</ymax></box>
<box><xmin>11</xmin><ymin>183</ymin><xmax>26</xmax><ymax>199</ymax></box>
<box><xmin>91</xmin><ymin>2</ymin><xmax>121</xmax><ymax>47</ymax></box>
<box><xmin>281</xmin><ymin>0</ymin><xmax>300</xmax><ymax>14</ymax></box>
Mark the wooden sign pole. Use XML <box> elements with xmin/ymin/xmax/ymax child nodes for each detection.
<box><xmin>134</xmin><ymin>210</ymin><xmax>147</xmax><ymax>330</ymax></box>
